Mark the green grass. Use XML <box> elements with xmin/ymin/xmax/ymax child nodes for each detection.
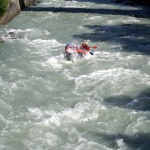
<box><xmin>0</xmin><ymin>0</ymin><xmax>8</xmax><ymax>17</ymax></box>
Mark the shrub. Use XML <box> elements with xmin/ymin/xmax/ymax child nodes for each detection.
<box><xmin>0</xmin><ymin>0</ymin><xmax>9</xmax><ymax>17</ymax></box>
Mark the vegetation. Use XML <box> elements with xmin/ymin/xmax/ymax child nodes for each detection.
<box><xmin>0</xmin><ymin>0</ymin><xmax>8</xmax><ymax>17</ymax></box>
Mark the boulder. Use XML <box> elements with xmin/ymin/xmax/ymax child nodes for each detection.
<box><xmin>0</xmin><ymin>37</ymin><xmax>4</xmax><ymax>43</ymax></box>
<box><xmin>0</xmin><ymin>0</ymin><xmax>21</xmax><ymax>24</ymax></box>
<box><xmin>24</xmin><ymin>0</ymin><xmax>35</xmax><ymax>7</ymax></box>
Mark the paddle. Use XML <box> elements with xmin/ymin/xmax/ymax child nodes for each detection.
<box><xmin>89</xmin><ymin>46</ymin><xmax>97</xmax><ymax>55</ymax></box>
<box><xmin>91</xmin><ymin>46</ymin><xmax>97</xmax><ymax>49</ymax></box>
<box><xmin>89</xmin><ymin>49</ymin><xmax>94</xmax><ymax>55</ymax></box>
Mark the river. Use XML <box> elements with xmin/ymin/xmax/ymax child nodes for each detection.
<box><xmin>0</xmin><ymin>0</ymin><xmax>150</xmax><ymax>150</ymax></box>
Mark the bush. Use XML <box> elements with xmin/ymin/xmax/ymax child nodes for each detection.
<box><xmin>0</xmin><ymin>0</ymin><xmax>8</xmax><ymax>17</ymax></box>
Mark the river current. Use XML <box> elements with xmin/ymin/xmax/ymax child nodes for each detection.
<box><xmin>0</xmin><ymin>0</ymin><xmax>150</xmax><ymax>150</ymax></box>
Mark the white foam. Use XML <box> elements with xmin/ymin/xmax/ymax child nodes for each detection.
<box><xmin>62</xmin><ymin>69</ymin><xmax>74</xmax><ymax>80</ymax></box>
<box><xmin>74</xmin><ymin>67</ymin><xmax>150</xmax><ymax>96</ymax></box>
<box><xmin>83</xmin><ymin>52</ymin><xmax>93</xmax><ymax>60</ymax></box>
<box><xmin>88</xmin><ymin>16</ymin><xmax>103</xmax><ymax>21</ymax></box>
<box><xmin>30</xmin><ymin>39</ymin><xmax>64</xmax><ymax>49</ymax></box>
<box><xmin>4</xmin><ymin>28</ymin><xmax>48</xmax><ymax>41</ymax></box>
<box><xmin>122</xmin><ymin>17</ymin><xmax>140</xmax><ymax>23</ymax></box>
<box><xmin>46</xmin><ymin>57</ymin><xmax>62</xmax><ymax>69</ymax></box>
<box><xmin>116</xmin><ymin>139</ymin><xmax>126</xmax><ymax>150</ymax></box>
<box><xmin>6</xmin><ymin>28</ymin><xmax>34</xmax><ymax>34</ymax></box>
<box><xmin>27</xmin><ymin>100</ymin><xmax>105</xmax><ymax>129</ymax></box>
<box><xmin>28</xmin><ymin>108</ymin><xmax>43</xmax><ymax>117</ymax></box>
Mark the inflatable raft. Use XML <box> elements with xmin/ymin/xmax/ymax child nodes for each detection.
<box><xmin>65</xmin><ymin>42</ymin><xmax>94</xmax><ymax>62</ymax></box>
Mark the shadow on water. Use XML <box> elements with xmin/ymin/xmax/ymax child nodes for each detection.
<box><xmin>103</xmin><ymin>88</ymin><xmax>150</xmax><ymax>111</ymax></box>
<box><xmin>74</xmin><ymin>23</ymin><xmax>150</xmax><ymax>55</ymax></box>
<box><xmin>90</xmin><ymin>132</ymin><xmax>150</xmax><ymax>150</ymax></box>
<box><xmin>23</xmin><ymin>6</ymin><xmax>150</xmax><ymax>19</ymax></box>
<box><xmin>65</xmin><ymin>0</ymin><xmax>150</xmax><ymax>5</ymax></box>
<box><xmin>87</xmin><ymin>89</ymin><xmax>150</xmax><ymax>149</ymax></box>
<box><xmin>23</xmin><ymin>7</ymin><xmax>135</xmax><ymax>15</ymax></box>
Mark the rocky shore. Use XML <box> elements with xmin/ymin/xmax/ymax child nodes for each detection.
<box><xmin>0</xmin><ymin>0</ymin><xmax>38</xmax><ymax>25</ymax></box>
<box><xmin>0</xmin><ymin>0</ymin><xmax>40</xmax><ymax>42</ymax></box>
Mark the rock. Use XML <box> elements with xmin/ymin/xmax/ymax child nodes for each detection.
<box><xmin>6</xmin><ymin>31</ymin><xmax>25</xmax><ymax>39</ymax></box>
<box><xmin>0</xmin><ymin>0</ymin><xmax>36</xmax><ymax>24</ymax></box>
<box><xmin>18</xmin><ymin>35</ymin><xmax>25</xmax><ymax>39</ymax></box>
<box><xmin>0</xmin><ymin>0</ymin><xmax>21</xmax><ymax>24</ymax></box>
<box><xmin>0</xmin><ymin>37</ymin><xmax>4</xmax><ymax>43</ymax></box>
<box><xmin>33</xmin><ymin>0</ymin><xmax>41</xmax><ymax>6</ymax></box>
<box><xmin>9</xmin><ymin>31</ymin><xmax>15</xmax><ymax>35</ymax></box>
<box><xmin>24</xmin><ymin>0</ymin><xmax>35</xmax><ymax>7</ymax></box>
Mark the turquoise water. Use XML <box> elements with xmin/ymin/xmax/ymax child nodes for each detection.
<box><xmin>0</xmin><ymin>0</ymin><xmax>150</xmax><ymax>150</ymax></box>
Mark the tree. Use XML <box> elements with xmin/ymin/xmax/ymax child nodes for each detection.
<box><xmin>0</xmin><ymin>0</ymin><xmax>8</xmax><ymax>17</ymax></box>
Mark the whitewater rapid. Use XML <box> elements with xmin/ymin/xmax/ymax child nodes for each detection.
<box><xmin>0</xmin><ymin>0</ymin><xmax>150</xmax><ymax>150</ymax></box>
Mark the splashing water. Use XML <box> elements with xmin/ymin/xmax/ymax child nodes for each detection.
<box><xmin>0</xmin><ymin>0</ymin><xmax>150</xmax><ymax>150</ymax></box>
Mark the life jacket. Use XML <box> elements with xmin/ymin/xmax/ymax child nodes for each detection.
<box><xmin>81</xmin><ymin>45</ymin><xmax>90</xmax><ymax>51</ymax></box>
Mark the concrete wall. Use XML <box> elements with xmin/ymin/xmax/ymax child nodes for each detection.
<box><xmin>0</xmin><ymin>0</ymin><xmax>35</xmax><ymax>24</ymax></box>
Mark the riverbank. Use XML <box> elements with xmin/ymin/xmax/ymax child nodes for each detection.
<box><xmin>0</xmin><ymin>0</ymin><xmax>37</xmax><ymax>25</ymax></box>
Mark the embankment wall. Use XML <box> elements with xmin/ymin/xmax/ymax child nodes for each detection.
<box><xmin>0</xmin><ymin>0</ymin><xmax>35</xmax><ymax>24</ymax></box>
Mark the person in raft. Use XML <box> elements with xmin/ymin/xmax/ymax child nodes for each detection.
<box><xmin>80</xmin><ymin>42</ymin><xmax>90</xmax><ymax>52</ymax></box>
<box><xmin>80</xmin><ymin>42</ymin><xmax>95</xmax><ymax>55</ymax></box>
